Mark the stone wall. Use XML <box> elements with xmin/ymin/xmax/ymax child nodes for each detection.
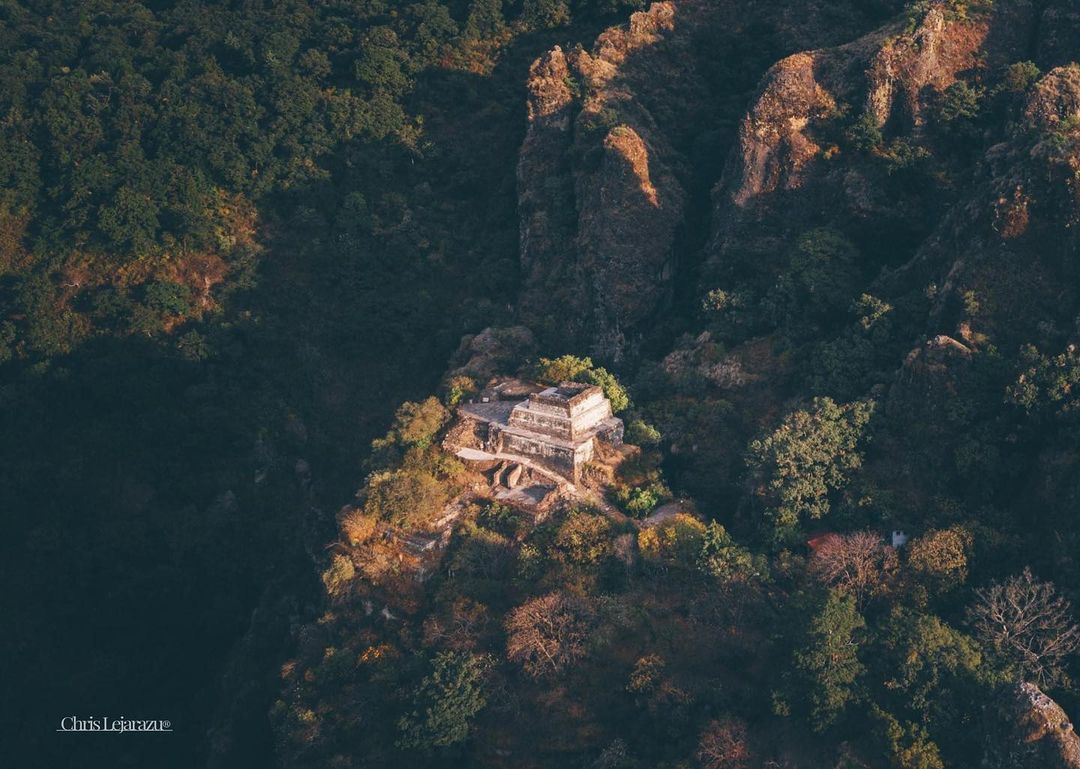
<box><xmin>509</xmin><ymin>406</ymin><xmax>574</xmax><ymax>440</ymax></box>
<box><xmin>508</xmin><ymin>389</ymin><xmax>613</xmax><ymax>441</ymax></box>
<box><xmin>567</xmin><ymin>390</ymin><xmax>607</xmax><ymax>418</ymax></box>
<box><xmin>597</xmin><ymin>418</ymin><xmax>624</xmax><ymax>446</ymax></box>
<box><xmin>489</xmin><ymin>425</ymin><xmax>596</xmax><ymax>482</ymax></box>
<box><xmin>494</xmin><ymin>426</ymin><xmax>575</xmax><ymax>474</ymax></box>
<box><xmin>567</xmin><ymin>398</ymin><xmax>613</xmax><ymax>438</ymax></box>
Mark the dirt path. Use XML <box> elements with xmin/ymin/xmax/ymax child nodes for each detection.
<box><xmin>637</xmin><ymin>500</ymin><xmax>692</xmax><ymax>529</ymax></box>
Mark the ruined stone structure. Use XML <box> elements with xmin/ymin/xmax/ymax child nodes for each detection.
<box><xmin>458</xmin><ymin>382</ymin><xmax>623</xmax><ymax>483</ymax></box>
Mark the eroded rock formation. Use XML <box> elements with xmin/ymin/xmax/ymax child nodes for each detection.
<box><xmin>985</xmin><ymin>682</ymin><xmax>1080</xmax><ymax>769</ymax></box>
<box><xmin>517</xmin><ymin>3</ymin><xmax>692</xmax><ymax>362</ymax></box>
<box><xmin>516</xmin><ymin>0</ymin><xmax>899</xmax><ymax>362</ymax></box>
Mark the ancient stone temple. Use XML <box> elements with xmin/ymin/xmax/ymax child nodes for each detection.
<box><xmin>458</xmin><ymin>382</ymin><xmax>623</xmax><ymax>483</ymax></box>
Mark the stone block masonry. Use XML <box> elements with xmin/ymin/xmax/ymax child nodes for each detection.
<box><xmin>457</xmin><ymin>381</ymin><xmax>623</xmax><ymax>483</ymax></box>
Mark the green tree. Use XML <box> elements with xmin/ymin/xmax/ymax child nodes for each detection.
<box><xmin>702</xmin><ymin>287</ymin><xmax>760</xmax><ymax>340</ymax></box>
<box><xmin>698</xmin><ymin>522</ymin><xmax>769</xmax><ymax>583</ymax></box>
<box><xmin>406</xmin><ymin>1</ymin><xmax>460</xmax><ymax>65</ymax></box>
<box><xmin>390</xmin><ymin>398</ymin><xmax>450</xmax><ymax>448</ymax></box>
<box><xmin>808</xmin><ymin>294</ymin><xmax>895</xmax><ymax>399</ymax></box>
<box><xmin>370</xmin><ymin>397</ymin><xmax>452</xmax><ymax>469</ymax></box>
<box><xmin>14</xmin><ymin>273</ymin><xmax>83</xmax><ymax>356</ymax></box>
<box><xmin>363</xmin><ymin>458</ymin><xmax>458</xmax><ymax>529</ymax></box>
<box><xmin>795</xmin><ymin>590</ymin><xmax>866</xmax><ymax>731</ymax></box>
<box><xmin>613</xmin><ymin>479</ymin><xmax>670</xmax><ymax>518</ymax></box>
<box><xmin>144</xmin><ymin>280</ymin><xmax>193</xmax><ymax>315</ymax></box>
<box><xmin>585</xmin><ymin>366</ymin><xmax>630</xmax><ymax>412</ymax></box>
<box><xmin>448</xmin><ymin>522</ymin><xmax>514</xmax><ymax>583</ymax></box>
<box><xmin>877</xmin><ymin>609</ymin><xmax>983</xmax><ymax>723</ymax></box>
<box><xmin>625</xmin><ymin>418</ymin><xmax>661</xmax><ymax>446</ymax></box>
<box><xmin>354</xmin><ymin>27</ymin><xmax>412</xmax><ymax>96</ymax></box>
<box><xmin>767</xmin><ymin>228</ymin><xmax>860</xmax><ymax>334</ymax></box>
<box><xmin>846</xmin><ymin>111</ymin><xmax>883</xmax><ymax>151</ymax></box>
<box><xmin>872</xmin><ymin>707</ymin><xmax>945</xmax><ymax>769</ymax></box>
<box><xmin>321</xmin><ymin>553</ymin><xmax>356</xmax><ymax>598</ymax></box>
<box><xmin>748</xmin><ymin>397</ymin><xmax>875</xmax><ymax>540</ymax></box>
<box><xmin>521</xmin><ymin>0</ymin><xmax>571</xmax><ymax>29</ymax></box>
<box><xmin>464</xmin><ymin>0</ymin><xmax>507</xmax><ymax>40</ymax></box>
<box><xmin>298</xmin><ymin>49</ymin><xmax>332</xmax><ymax>78</ymax></box>
<box><xmin>176</xmin><ymin>330</ymin><xmax>211</xmax><ymax>362</ymax></box>
<box><xmin>397</xmin><ymin>652</ymin><xmax>490</xmax><ymax>750</ymax></box>
<box><xmin>906</xmin><ymin>526</ymin><xmax>973</xmax><ymax>596</ymax></box>
<box><xmin>936</xmin><ymin>81</ymin><xmax>982</xmax><ymax>123</ymax></box>
<box><xmin>554</xmin><ymin>509</ymin><xmax>613</xmax><ymax>566</ymax></box>
<box><xmin>1008</xmin><ymin>343</ymin><xmax>1080</xmax><ymax>424</ymax></box>
<box><xmin>97</xmin><ymin>183</ymin><xmax>161</xmax><ymax>255</ymax></box>
<box><xmin>530</xmin><ymin>354</ymin><xmax>630</xmax><ymax>412</ymax></box>
<box><xmin>532</xmin><ymin>354</ymin><xmax>592</xmax><ymax>382</ymax></box>
<box><xmin>998</xmin><ymin>61</ymin><xmax>1040</xmax><ymax>95</ymax></box>
<box><xmin>0</xmin><ymin>321</ymin><xmax>16</xmax><ymax>363</ymax></box>
<box><xmin>637</xmin><ymin>513</ymin><xmax>706</xmax><ymax>565</ymax></box>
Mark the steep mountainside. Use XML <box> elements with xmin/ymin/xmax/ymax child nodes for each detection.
<box><xmin>512</xmin><ymin>0</ymin><xmax>1080</xmax><ymax>519</ymax></box>
<box><xmin>985</xmin><ymin>683</ymin><xmax>1080</xmax><ymax>768</ymax></box>
<box><xmin>706</xmin><ymin>0</ymin><xmax>1065</xmax><ymax>289</ymax></box>
<box><xmin>516</xmin><ymin>0</ymin><xmax>903</xmax><ymax>361</ymax></box>
<box><xmin>7</xmin><ymin>0</ymin><xmax>1080</xmax><ymax>766</ymax></box>
<box><xmin>269</xmin><ymin>2</ymin><xmax>1080</xmax><ymax>768</ymax></box>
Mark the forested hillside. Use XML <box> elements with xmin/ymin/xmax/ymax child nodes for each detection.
<box><xmin>272</xmin><ymin>0</ymin><xmax>1080</xmax><ymax>767</ymax></box>
<box><xmin>0</xmin><ymin>1</ymin><xmax>640</xmax><ymax>766</ymax></box>
<box><xmin>6</xmin><ymin>0</ymin><xmax>1080</xmax><ymax>768</ymax></box>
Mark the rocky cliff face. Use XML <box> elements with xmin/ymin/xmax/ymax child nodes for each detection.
<box><xmin>704</xmin><ymin>0</ymin><xmax>1080</xmax><ymax>321</ymax></box>
<box><xmin>706</xmin><ymin>1</ymin><xmax>1039</xmax><ymax>283</ymax></box>
<box><xmin>688</xmin><ymin>0</ymin><xmax>1080</xmax><ymax>427</ymax></box>
<box><xmin>985</xmin><ymin>682</ymin><xmax>1080</xmax><ymax>769</ymax></box>
<box><xmin>915</xmin><ymin>61</ymin><xmax>1080</xmax><ymax>349</ymax></box>
<box><xmin>516</xmin><ymin>0</ymin><xmax>900</xmax><ymax>362</ymax></box>
<box><xmin>880</xmin><ymin>57</ymin><xmax>1080</xmax><ymax>427</ymax></box>
<box><xmin>516</xmin><ymin>0</ymin><xmax>1080</xmax><ymax>403</ymax></box>
<box><xmin>517</xmin><ymin>2</ymin><xmax>697</xmax><ymax>362</ymax></box>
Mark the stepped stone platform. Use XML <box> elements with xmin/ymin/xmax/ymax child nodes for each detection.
<box><xmin>456</xmin><ymin>381</ymin><xmax>623</xmax><ymax>483</ymax></box>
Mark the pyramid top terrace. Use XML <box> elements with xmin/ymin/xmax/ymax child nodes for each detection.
<box><xmin>456</xmin><ymin>381</ymin><xmax>624</xmax><ymax>482</ymax></box>
<box><xmin>507</xmin><ymin>383</ymin><xmax>613</xmax><ymax>443</ymax></box>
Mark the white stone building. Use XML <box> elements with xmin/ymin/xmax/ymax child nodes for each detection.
<box><xmin>459</xmin><ymin>382</ymin><xmax>623</xmax><ymax>482</ymax></box>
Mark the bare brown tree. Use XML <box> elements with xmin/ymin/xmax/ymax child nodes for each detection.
<box><xmin>422</xmin><ymin>597</ymin><xmax>493</xmax><ymax>651</ymax></box>
<box><xmin>808</xmin><ymin>530</ymin><xmax>897</xmax><ymax>606</ymax></box>
<box><xmin>505</xmin><ymin>592</ymin><xmax>594</xmax><ymax>678</ymax></box>
<box><xmin>697</xmin><ymin>718</ymin><xmax>751</xmax><ymax>769</ymax></box>
<box><xmin>968</xmin><ymin>567</ymin><xmax>1080</xmax><ymax>687</ymax></box>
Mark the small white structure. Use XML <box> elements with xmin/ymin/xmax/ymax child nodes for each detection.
<box><xmin>891</xmin><ymin>530</ymin><xmax>909</xmax><ymax>548</ymax></box>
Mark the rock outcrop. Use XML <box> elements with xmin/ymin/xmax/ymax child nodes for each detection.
<box><xmin>516</xmin><ymin>0</ymin><xmax>900</xmax><ymax>362</ymax></box>
<box><xmin>703</xmin><ymin>0</ymin><xmax>1080</xmax><ymax>354</ymax></box>
<box><xmin>517</xmin><ymin>2</ymin><xmax>694</xmax><ymax>362</ymax></box>
<box><xmin>706</xmin><ymin>1</ymin><xmax>1029</xmax><ymax>284</ymax></box>
<box><xmin>984</xmin><ymin>682</ymin><xmax>1080</xmax><ymax>769</ymax></box>
<box><xmin>885</xmin><ymin>61</ymin><xmax>1080</xmax><ymax>350</ymax></box>
<box><xmin>517</xmin><ymin>46</ymin><xmax>578</xmax><ymax>332</ymax></box>
<box><xmin>725</xmin><ymin>50</ymin><xmax>838</xmax><ymax>211</ymax></box>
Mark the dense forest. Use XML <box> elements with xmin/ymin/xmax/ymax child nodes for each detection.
<box><xmin>5</xmin><ymin>0</ymin><xmax>1080</xmax><ymax>767</ymax></box>
<box><xmin>0</xmin><ymin>1</ymin><xmax>640</xmax><ymax>765</ymax></box>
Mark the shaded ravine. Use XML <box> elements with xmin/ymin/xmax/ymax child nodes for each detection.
<box><xmin>202</xmin><ymin>22</ymin><xmax>622</xmax><ymax>768</ymax></box>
